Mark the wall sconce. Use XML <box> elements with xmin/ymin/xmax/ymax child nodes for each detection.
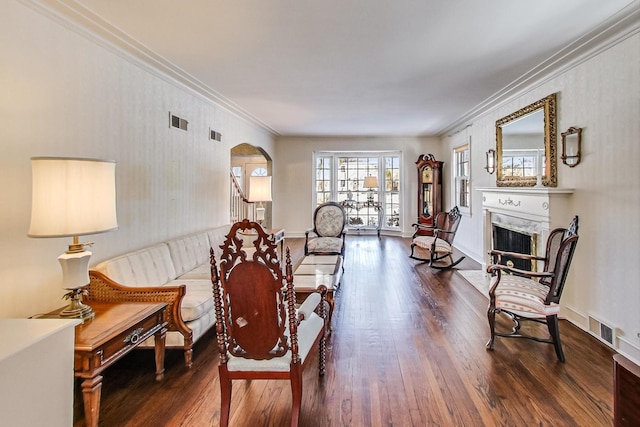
<box><xmin>561</xmin><ymin>126</ymin><xmax>582</xmax><ymax>167</ymax></box>
<box><xmin>28</xmin><ymin>157</ymin><xmax>118</xmax><ymax>320</ymax></box>
<box><xmin>248</xmin><ymin>176</ymin><xmax>272</xmax><ymax>224</ymax></box>
<box><xmin>485</xmin><ymin>149</ymin><xmax>496</xmax><ymax>174</ymax></box>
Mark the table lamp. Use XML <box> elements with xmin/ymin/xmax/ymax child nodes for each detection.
<box><xmin>248</xmin><ymin>176</ymin><xmax>272</xmax><ymax>224</ymax></box>
<box><xmin>363</xmin><ymin>175</ymin><xmax>378</xmax><ymax>205</ymax></box>
<box><xmin>28</xmin><ymin>157</ymin><xmax>118</xmax><ymax>320</ymax></box>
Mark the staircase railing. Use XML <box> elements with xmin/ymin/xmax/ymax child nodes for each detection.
<box><xmin>230</xmin><ymin>172</ymin><xmax>256</xmax><ymax>223</ymax></box>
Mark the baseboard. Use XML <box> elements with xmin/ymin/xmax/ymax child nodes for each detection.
<box><xmin>564</xmin><ymin>304</ymin><xmax>640</xmax><ymax>365</ymax></box>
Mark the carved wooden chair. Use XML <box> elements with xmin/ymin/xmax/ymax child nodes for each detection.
<box><xmin>211</xmin><ymin>219</ymin><xmax>328</xmax><ymax>427</ymax></box>
<box><xmin>486</xmin><ymin>216</ymin><xmax>579</xmax><ymax>362</ymax></box>
<box><xmin>304</xmin><ymin>201</ymin><xmax>347</xmax><ymax>257</ymax></box>
<box><xmin>409</xmin><ymin>206</ymin><xmax>465</xmax><ymax>269</ymax></box>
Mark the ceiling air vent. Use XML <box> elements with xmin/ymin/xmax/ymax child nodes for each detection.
<box><xmin>169</xmin><ymin>112</ymin><xmax>188</xmax><ymax>131</ymax></box>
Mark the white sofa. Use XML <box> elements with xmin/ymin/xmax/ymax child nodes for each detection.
<box><xmin>87</xmin><ymin>224</ymin><xmax>230</xmax><ymax>368</ymax></box>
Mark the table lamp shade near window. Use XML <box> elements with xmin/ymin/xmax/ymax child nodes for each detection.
<box><xmin>363</xmin><ymin>176</ymin><xmax>378</xmax><ymax>189</ymax></box>
<box><xmin>28</xmin><ymin>157</ymin><xmax>118</xmax><ymax>319</ymax></box>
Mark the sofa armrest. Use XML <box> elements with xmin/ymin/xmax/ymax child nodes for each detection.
<box><xmin>87</xmin><ymin>270</ymin><xmax>191</xmax><ymax>341</ymax></box>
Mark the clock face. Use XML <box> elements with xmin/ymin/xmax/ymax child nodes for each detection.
<box><xmin>422</xmin><ymin>167</ymin><xmax>432</xmax><ymax>183</ymax></box>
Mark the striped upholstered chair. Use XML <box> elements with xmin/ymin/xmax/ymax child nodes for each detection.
<box><xmin>485</xmin><ymin>216</ymin><xmax>579</xmax><ymax>362</ymax></box>
<box><xmin>409</xmin><ymin>206</ymin><xmax>465</xmax><ymax>269</ymax></box>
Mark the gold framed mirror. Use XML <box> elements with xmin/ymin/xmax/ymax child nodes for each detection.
<box><xmin>496</xmin><ymin>93</ymin><xmax>557</xmax><ymax>187</ymax></box>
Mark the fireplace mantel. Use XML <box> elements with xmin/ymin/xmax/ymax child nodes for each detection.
<box><xmin>476</xmin><ymin>187</ymin><xmax>574</xmax><ymax>269</ymax></box>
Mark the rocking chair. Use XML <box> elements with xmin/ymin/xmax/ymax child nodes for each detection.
<box><xmin>211</xmin><ymin>219</ymin><xmax>328</xmax><ymax>427</ymax></box>
<box><xmin>486</xmin><ymin>216</ymin><xmax>579</xmax><ymax>362</ymax></box>
<box><xmin>409</xmin><ymin>206</ymin><xmax>465</xmax><ymax>269</ymax></box>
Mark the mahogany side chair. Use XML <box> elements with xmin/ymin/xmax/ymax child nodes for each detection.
<box><xmin>211</xmin><ymin>219</ymin><xmax>328</xmax><ymax>427</ymax></box>
<box><xmin>486</xmin><ymin>216</ymin><xmax>579</xmax><ymax>362</ymax></box>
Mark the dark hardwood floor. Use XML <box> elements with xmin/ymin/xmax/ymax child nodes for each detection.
<box><xmin>76</xmin><ymin>235</ymin><xmax>615</xmax><ymax>426</ymax></box>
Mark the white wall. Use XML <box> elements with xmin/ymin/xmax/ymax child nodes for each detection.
<box><xmin>442</xmin><ymin>33</ymin><xmax>640</xmax><ymax>361</ymax></box>
<box><xmin>273</xmin><ymin>136</ymin><xmax>440</xmax><ymax>236</ymax></box>
<box><xmin>0</xmin><ymin>1</ymin><xmax>274</xmax><ymax>318</ymax></box>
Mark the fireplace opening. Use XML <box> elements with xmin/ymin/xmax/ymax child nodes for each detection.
<box><xmin>492</xmin><ymin>225</ymin><xmax>537</xmax><ymax>271</ymax></box>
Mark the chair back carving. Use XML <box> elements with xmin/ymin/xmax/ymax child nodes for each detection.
<box><xmin>212</xmin><ymin>219</ymin><xmax>293</xmax><ymax>361</ymax></box>
<box><xmin>433</xmin><ymin>206</ymin><xmax>462</xmax><ymax>245</ymax></box>
<box><xmin>313</xmin><ymin>202</ymin><xmax>347</xmax><ymax>237</ymax></box>
<box><xmin>543</xmin><ymin>216</ymin><xmax>579</xmax><ymax>303</ymax></box>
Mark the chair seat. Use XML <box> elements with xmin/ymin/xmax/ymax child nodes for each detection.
<box><xmin>227</xmin><ymin>312</ymin><xmax>324</xmax><ymax>372</ymax></box>
<box><xmin>413</xmin><ymin>235</ymin><xmax>452</xmax><ymax>255</ymax></box>
<box><xmin>492</xmin><ymin>274</ymin><xmax>559</xmax><ymax>318</ymax></box>
<box><xmin>306</xmin><ymin>236</ymin><xmax>343</xmax><ymax>254</ymax></box>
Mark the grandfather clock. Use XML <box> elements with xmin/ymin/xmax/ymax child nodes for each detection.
<box><xmin>416</xmin><ymin>154</ymin><xmax>443</xmax><ymax>235</ymax></box>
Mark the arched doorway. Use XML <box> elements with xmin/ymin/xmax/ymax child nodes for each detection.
<box><xmin>230</xmin><ymin>143</ymin><xmax>273</xmax><ymax>227</ymax></box>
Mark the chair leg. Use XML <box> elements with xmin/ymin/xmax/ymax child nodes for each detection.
<box><xmin>486</xmin><ymin>307</ymin><xmax>496</xmax><ymax>350</ymax></box>
<box><xmin>319</xmin><ymin>333</ymin><xmax>326</xmax><ymax>376</ymax></box>
<box><xmin>546</xmin><ymin>315</ymin><xmax>565</xmax><ymax>362</ymax></box>
<box><xmin>218</xmin><ymin>366</ymin><xmax>232</xmax><ymax>427</ymax></box>
<box><xmin>290</xmin><ymin>365</ymin><xmax>303</xmax><ymax>427</ymax></box>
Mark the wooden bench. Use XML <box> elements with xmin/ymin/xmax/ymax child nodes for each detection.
<box><xmin>293</xmin><ymin>254</ymin><xmax>343</xmax><ymax>324</ymax></box>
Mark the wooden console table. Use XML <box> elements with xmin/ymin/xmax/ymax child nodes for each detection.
<box><xmin>42</xmin><ymin>302</ymin><xmax>168</xmax><ymax>427</ymax></box>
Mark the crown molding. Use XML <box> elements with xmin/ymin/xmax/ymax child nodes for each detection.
<box><xmin>19</xmin><ymin>0</ymin><xmax>280</xmax><ymax>136</ymax></box>
<box><xmin>439</xmin><ymin>1</ymin><xmax>640</xmax><ymax>137</ymax></box>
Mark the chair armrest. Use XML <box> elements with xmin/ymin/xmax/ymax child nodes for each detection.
<box><xmin>297</xmin><ymin>292</ymin><xmax>321</xmax><ymax>320</ymax></box>
<box><xmin>486</xmin><ymin>263</ymin><xmax>554</xmax><ymax>279</ymax></box>
<box><xmin>490</xmin><ymin>249</ymin><xmax>546</xmax><ymax>261</ymax></box>
<box><xmin>305</xmin><ymin>228</ymin><xmax>316</xmax><ymax>237</ymax></box>
<box><xmin>87</xmin><ymin>270</ymin><xmax>191</xmax><ymax>338</ymax></box>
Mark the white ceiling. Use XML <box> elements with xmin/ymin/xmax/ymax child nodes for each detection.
<box><xmin>68</xmin><ymin>0</ymin><xmax>636</xmax><ymax>136</ymax></box>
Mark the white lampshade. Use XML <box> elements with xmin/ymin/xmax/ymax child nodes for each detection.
<box><xmin>28</xmin><ymin>157</ymin><xmax>118</xmax><ymax>238</ymax></box>
<box><xmin>248</xmin><ymin>176</ymin><xmax>272</xmax><ymax>203</ymax></box>
<box><xmin>363</xmin><ymin>176</ymin><xmax>379</xmax><ymax>189</ymax></box>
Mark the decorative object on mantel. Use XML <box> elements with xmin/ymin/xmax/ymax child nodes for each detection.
<box><xmin>484</xmin><ymin>149</ymin><xmax>496</xmax><ymax>174</ymax></box>
<box><xmin>28</xmin><ymin>157</ymin><xmax>118</xmax><ymax>320</ymax></box>
<box><xmin>495</xmin><ymin>93</ymin><xmax>557</xmax><ymax>187</ymax></box>
<box><xmin>561</xmin><ymin>126</ymin><xmax>582</xmax><ymax>167</ymax></box>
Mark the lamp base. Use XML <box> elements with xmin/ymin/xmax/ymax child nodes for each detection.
<box><xmin>60</xmin><ymin>288</ymin><xmax>95</xmax><ymax>320</ymax></box>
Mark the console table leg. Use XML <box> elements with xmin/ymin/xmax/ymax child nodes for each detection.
<box><xmin>155</xmin><ymin>327</ymin><xmax>167</xmax><ymax>381</ymax></box>
<box><xmin>81</xmin><ymin>375</ymin><xmax>103</xmax><ymax>427</ymax></box>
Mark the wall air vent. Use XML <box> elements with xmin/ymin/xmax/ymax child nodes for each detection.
<box><xmin>588</xmin><ymin>315</ymin><xmax>616</xmax><ymax>348</ymax></box>
<box><xmin>210</xmin><ymin>129</ymin><xmax>222</xmax><ymax>142</ymax></box>
<box><xmin>169</xmin><ymin>112</ymin><xmax>188</xmax><ymax>131</ymax></box>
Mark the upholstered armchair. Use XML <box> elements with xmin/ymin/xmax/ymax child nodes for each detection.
<box><xmin>211</xmin><ymin>220</ymin><xmax>328</xmax><ymax>427</ymax></box>
<box><xmin>486</xmin><ymin>216</ymin><xmax>579</xmax><ymax>362</ymax></box>
<box><xmin>305</xmin><ymin>201</ymin><xmax>347</xmax><ymax>256</ymax></box>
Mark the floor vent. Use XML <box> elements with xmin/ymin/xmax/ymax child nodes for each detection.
<box><xmin>169</xmin><ymin>113</ymin><xmax>188</xmax><ymax>131</ymax></box>
<box><xmin>588</xmin><ymin>315</ymin><xmax>616</xmax><ymax>348</ymax></box>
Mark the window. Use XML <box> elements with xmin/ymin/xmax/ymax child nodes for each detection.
<box><xmin>454</xmin><ymin>144</ymin><xmax>470</xmax><ymax>213</ymax></box>
<box><xmin>501</xmin><ymin>149</ymin><xmax>543</xmax><ymax>177</ymax></box>
<box><xmin>314</xmin><ymin>152</ymin><xmax>401</xmax><ymax>229</ymax></box>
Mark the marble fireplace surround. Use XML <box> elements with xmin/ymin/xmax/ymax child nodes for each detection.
<box><xmin>477</xmin><ymin>187</ymin><xmax>574</xmax><ymax>271</ymax></box>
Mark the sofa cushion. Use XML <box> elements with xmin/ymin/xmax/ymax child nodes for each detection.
<box><xmin>207</xmin><ymin>225</ymin><xmax>231</xmax><ymax>260</ymax></box>
<box><xmin>167</xmin><ymin>279</ymin><xmax>214</xmax><ymax>322</ymax></box>
<box><xmin>167</xmin><ymin>232</ymin><xmax>211</xmax><ymax>277</ymax></box>
<box><xmin>94</xmin><ymin>243</ymin><xmax>176</xmax><ymax>287</ymax></box>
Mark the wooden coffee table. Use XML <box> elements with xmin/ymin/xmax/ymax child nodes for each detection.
<box><xmin>44</xmin><ymin>302</ymin><xmax>168</xmax><ymax>427</ymax></box>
